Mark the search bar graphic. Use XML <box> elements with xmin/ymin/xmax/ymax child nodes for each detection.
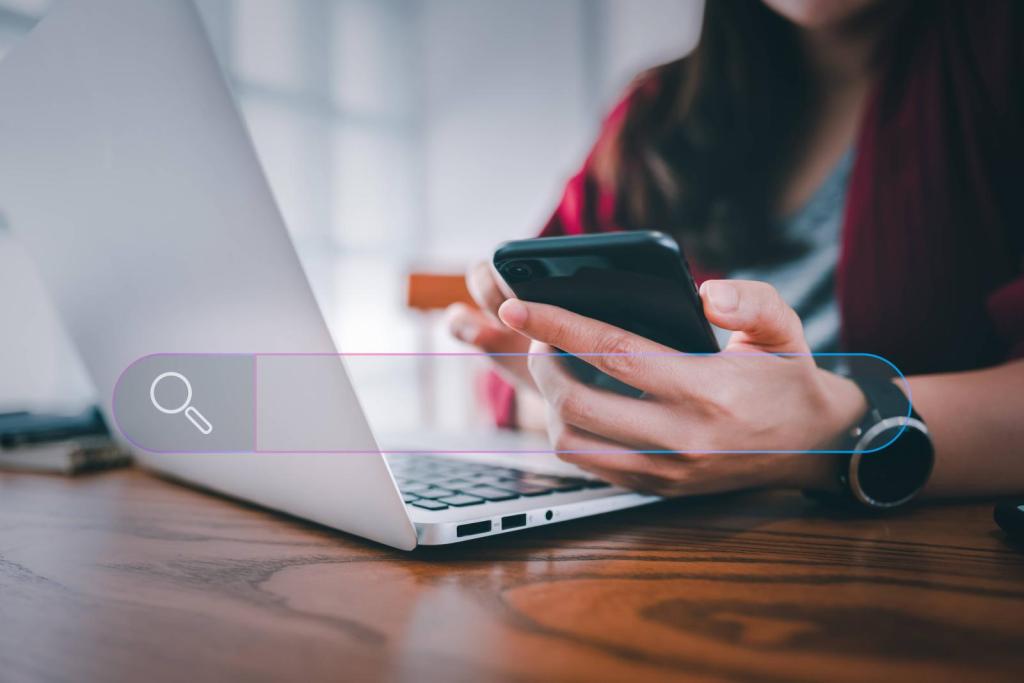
<box><xmin>112</xmin><ymin>352</ymin><xmax>909</xmax><ymax>455</ymax></box>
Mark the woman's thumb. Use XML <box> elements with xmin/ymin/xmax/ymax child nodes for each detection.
<box><xmin>699</xmin><ymin>280</ymin><xmax>809</xmax><ymax>353</ymax></box>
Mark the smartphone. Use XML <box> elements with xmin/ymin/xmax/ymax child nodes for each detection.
<box><xmin>493</xmin><ymin>231</ymin><xmax>718</xmax><ymax>394</ymax></box>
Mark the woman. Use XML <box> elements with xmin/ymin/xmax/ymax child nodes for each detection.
<box><xmin>447</xmin><ymin>0</ymin><xmax>1024</xmax><ymax>502</ymax></box>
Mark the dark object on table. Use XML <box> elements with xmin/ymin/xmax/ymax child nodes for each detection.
<box><xmin>994</xmin><ymin>500</ymin><xmax>1024</xmax><ymax>542</ymax></box>
<box><xmin>0</xmin><ymin>406</ymin><xmax>128</xmax><ymax>474</ymax></box>
<box><xmin>0</xmin><ymin>405</ymin><xmax>109</xmax><ymax>447</ymax></box>
<box><xmin>0</xmin><ymin>437</ymin><xmax>129</xmax><ymax>475</ymax></box>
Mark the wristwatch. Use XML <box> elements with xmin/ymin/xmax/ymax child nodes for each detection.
<box><xmin>812</xmin><ymin>375</ymin><xmax>934</xmax><ymax>509</ymax></box>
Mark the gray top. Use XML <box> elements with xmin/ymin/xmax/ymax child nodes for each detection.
<box><xmin>715</xmin><ymin>148</ymin><xmax>854</xmax><ymax>354</ymax></box>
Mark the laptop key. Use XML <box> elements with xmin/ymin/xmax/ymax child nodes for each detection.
<box><xmin>399</xmin><ymin>481</ymin><xmax>431</xmax><ymax>493</ymax></box>
<box><xmin>435</xmin><ymin>478</ymin><xmax>474</xmax><ymax>490</ymax></box>
<box><xmin>437</xmin><ymin>494</ymin><xmax>485</xmax><ymax>507</ymax></box>
<box><xmin>494</xmin><ymin>467</ymin><xmax>524</xmax><ymax>476</ymax></box>
<box><xmin>411</xmin><ymin>498</ymin><xmax>449</xmax><ymax>510</ymax></box>
<box><xmin>463</xmin><ymin>486</ymin><xmax>519</xmax><ymax>501</ymax></box>
<box><xmin>521</xmin><ymin>476</ymin><xmax>584</xmax><ymax>493</ymax></box>
<box><xmin>402</xmin><ymin>493</ymin><xmax>420</xmax><ymax>503</ymax></box>
<box><xmin>495</xmin><ymin>482</ymin><xmax>554</xmax><ymax>496</ymax></box>
<box><xmin>416</xmin><ymin>487</ymin><xmax>455</xmax><ymax>499</ymax></box>
<box><xmin>418</xmin><ymin>474</ymin><xmax>458</xmax><ymax>485</ymax></box>
<box><xmin>471</xmin><ymin>475</ymin><xmax>512</xmax><ymax>486</ymax></box>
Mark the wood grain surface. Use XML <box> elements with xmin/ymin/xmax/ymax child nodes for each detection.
<box><xmin>1</xmin><ymin>468</ymin><xmax>1022</xmax><ymax>683</ymax></box>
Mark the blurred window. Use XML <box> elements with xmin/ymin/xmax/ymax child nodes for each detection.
<box><xmin>0</xmin><ymin>0</ymin><xmax>696</xmax><ymax>356</ymax></box>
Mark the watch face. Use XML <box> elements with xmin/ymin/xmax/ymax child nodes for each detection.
<box><xmin>854</xmin><ymin>424</ymin><xmax>934</xmax><ymax>507</ymax></box>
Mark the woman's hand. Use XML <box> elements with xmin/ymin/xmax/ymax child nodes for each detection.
<box><xmin>447</xmin><ymin>260</ymin><xmax>534</xmax><ymax>386</ymax></box>
<box><xmin>496</xmin><ymin>280</ymin><xmax>867</xmax><ymax>497</ymax></box>
<box><xmin>447</xmin><ymin>261</ymin><xmax>548</xmax><ymax>430</ymax></box>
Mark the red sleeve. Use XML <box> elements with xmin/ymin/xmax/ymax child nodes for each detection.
<box><xmin>482</xmin><ymin>369</ymin><xmax>519</xmax><ymax>430</ymax></box>
<box><xmin>540</xmin><ymin>94</ymin><xmax>633</xmax><ymax>238</ymax></box>
<box><xmin>484</xmin><ymin>91</ymin><xmax>635</xmax><ymax>428</ymax></box>
<box><xmin>987</xmin><ymin>268</ymin><xmax>1024</xmax><ymax>361</ymax></box>
<box><xmin>983</xmin><ymin>2</ymin><xmax>1024</xmax><ymax>362</ymax></box>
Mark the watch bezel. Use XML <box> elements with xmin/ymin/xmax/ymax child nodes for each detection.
<box><xmin>848</xmin><ymin>416</ymin><xmax>932</xmax><ymax>508</ymax></box>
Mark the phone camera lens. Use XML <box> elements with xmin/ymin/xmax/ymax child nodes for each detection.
<box><xmin>502</xmin><ymin>261</ymin><xmax>534</xmax><ymax>282</ymax></box>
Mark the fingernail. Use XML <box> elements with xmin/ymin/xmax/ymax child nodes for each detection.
<box><xmin>706</xmin><ymin>281</ymin><xmax>739</xmax><ymax>313</ymax></box>
<box><xmin>498</xmin><ymin>299</ymin><xmax>528</xmax><ymax>329</ymax></box>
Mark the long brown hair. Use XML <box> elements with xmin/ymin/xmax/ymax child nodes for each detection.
<box><xmin>607</xmin><ymin>1</ymin><xmax>833</xmax><ymax>270</ymax></box>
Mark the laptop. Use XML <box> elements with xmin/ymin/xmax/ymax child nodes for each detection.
<box><xmin>0</xmin><ymin>0</ymin><xmax>658</xmax><ymax>549</ymax></box>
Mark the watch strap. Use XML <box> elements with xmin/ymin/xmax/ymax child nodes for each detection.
<box><xmin>850</xmin><ymin>375</ymin><xmax>918</xmax><ymax>430</ymax></box>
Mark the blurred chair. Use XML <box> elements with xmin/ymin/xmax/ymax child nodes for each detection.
<box><xmin>406</xmin><ymin>272</ymin><xmax>474</xmax><ymax>311</ymax></box>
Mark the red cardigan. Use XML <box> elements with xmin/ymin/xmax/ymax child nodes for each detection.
<box><xmin>487</xmin><ymin>0</ymin><xmax>1024</xmax><ymax>427</ymax></box>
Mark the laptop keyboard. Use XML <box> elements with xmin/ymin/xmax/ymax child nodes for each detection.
<box><xmin>388</xmin><ymin>456</ymin><xmax>610</xmax><ymax>511</ymax></box>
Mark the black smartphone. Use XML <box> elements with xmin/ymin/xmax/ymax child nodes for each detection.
<box><xmin>493</xmin><ymin>231</ymin><xmax>718</xmax><ymax>394</ymax></box>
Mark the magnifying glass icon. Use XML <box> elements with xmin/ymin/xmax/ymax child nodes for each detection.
<box><xmin>149</xmin><ymin>371</ymin><xmax>213</xmax><ymax>435</ymax></box>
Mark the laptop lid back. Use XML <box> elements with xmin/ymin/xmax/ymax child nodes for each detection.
<box><xmin>0</xmin><ymin>0</ymin><xmax>416</xmax><ymax>550</ymax></box>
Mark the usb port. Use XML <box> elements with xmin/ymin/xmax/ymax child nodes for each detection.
<box><xmin>456</xmin><ymin>520</ymin><xmax>492</xmax><ymax>537</ymax></box>
<box><xmin>501</xmin><ymin>514</ymin><xmax>527</xmax><ymax>530</ymax></box>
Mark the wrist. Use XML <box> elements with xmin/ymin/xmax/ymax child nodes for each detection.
<box><xmin>777</xmin><ymin>371</ymin><xmax>868</xmax><ymax>491</ymax></box>
<box><xmin>817</xmin><ymin>369</ymin><xmax>869</xmax><ymax>449</ymax></box>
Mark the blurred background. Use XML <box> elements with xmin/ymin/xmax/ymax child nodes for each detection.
<box><xmin>0</xmin><ymin>0</ymin><xmax>701</xmax><ymax>424</ymax></box>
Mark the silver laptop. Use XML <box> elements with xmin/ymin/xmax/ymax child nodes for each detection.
<box><xmin>0</xmin><ymin>0</ymin><xmax>657</xmax><ymax>549</ymax></box>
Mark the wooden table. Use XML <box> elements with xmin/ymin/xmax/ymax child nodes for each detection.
<box><xmin>2</xmin><ymin>468</ymin><xmax>1022</xmax><ymax>683</ymax></box>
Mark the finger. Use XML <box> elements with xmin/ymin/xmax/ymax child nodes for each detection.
<box><xmin>448</xmin><ymin>303</ymin><xmax>536</xmax><ymax>387</ymax></box>
<box><xmin>447</xmin><ymin>303</ymin><xmax>484</xmax><ymax>345</ymax></box>
<box><xmin>447</xmin><ymin>303</ymin><xmax>522</xmax><ymax>351</ymax></box>
<box><xmin>565</xmin><ymin>462</ymin><xmax>668</xmax><ymax>494</ymax></box>
<box><xmin>558</xmin><ymin>450</ymin><xmax>688</xmax><ymax>494</ymax></box>
<box><xmin>499</xmin><ymin>299</ymin><xmax>701</xmax><ymax>396</ymax></box>
<box><xmin>466</xmin><ymin>261</ymin><xmax>507</xmax><ymax>320</ymax></box>
<box><xmin>699</xmin><ymin>280</ymin><xmax>809</xmax><ymax>353</ymax></box>
<box><xmin>544</xmin><ymin>411</ymin><xmax>695</xmax><ymax>495</ymax></box>
<box><xmin>544</xmin><ymin>416</ymin><xmax>633</xmax><ymax>456</ymax></box>
<box><xmin>528</xmin><ymin>342</ymin><xmax>666</xmax><ymax>448</ymax></box>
